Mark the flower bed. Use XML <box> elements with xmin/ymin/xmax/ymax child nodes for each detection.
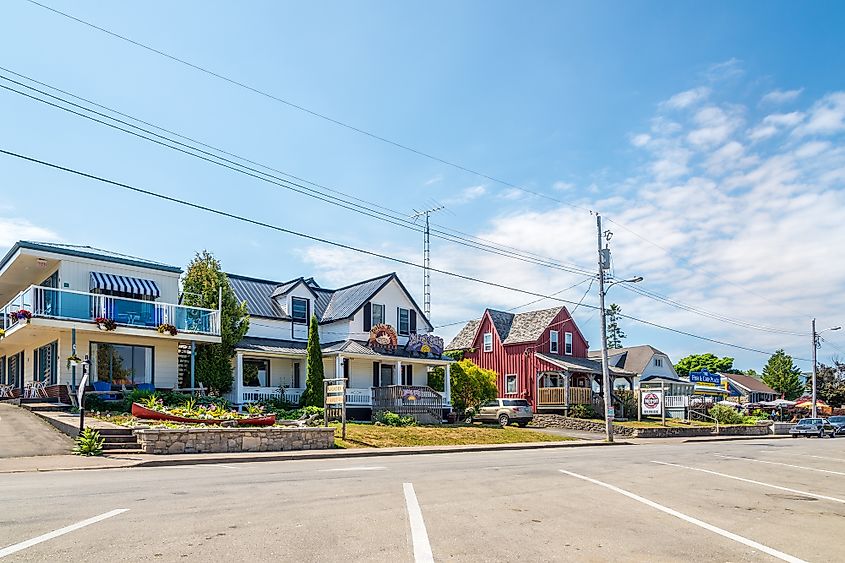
<box><xmin>132</xmin><ymin>395</ymin><xmax>274</xmax><ymax>426</ymax></box>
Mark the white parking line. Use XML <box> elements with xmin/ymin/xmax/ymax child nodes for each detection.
<box><xmin>558</xmin><ymin>469</ymin><xmax>806</xmax><ymax>563</ymax></box>
<box><xmin>715</xmin><ymin>454</ymin><xmax>845</xmax><ymax>476</ymax></box>
<box><xmin>0</xmin><ymin>509</ymin><xmax>129</xmax><ymax>558</ymax></box>
<box><xmin>652</xmin><ymin>461</ymin><xmax>845</xmax><ymax>504</ymax></box>
<box><xmin>403</xmin><ymin>483</ymin><xmax>434</xmax><ymax>563</ymax></box>
<box><xmin>811</xmin><ymin>455</ymin><xmax>845</xmax><ymax>463</ymax></box>
<box><xmin>319</xmin><ymin>466</ymin><xmax>386</xmax><ymax>472</ymax></box>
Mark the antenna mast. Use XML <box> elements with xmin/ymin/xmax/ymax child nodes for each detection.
<box><xmin>410</xmin><ymin>205</ymin><xmax>445</xmax><ymax>321</ymax></box>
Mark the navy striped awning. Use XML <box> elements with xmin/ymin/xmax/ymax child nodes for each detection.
<box><xmin>90</xmin><ymin>272</ymin><xmax>160</xmax><ymax>298</ymax></box>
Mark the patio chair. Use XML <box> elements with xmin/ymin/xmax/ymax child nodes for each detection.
<box><xmin>93</xmin><ymin>380</ymin><xmax>121</xmax><ymax>401</ymax></box>
<box><xmin>33</xmin><ymin>381</ymin><xmax>49</xmax><ymax>399</ymax></box>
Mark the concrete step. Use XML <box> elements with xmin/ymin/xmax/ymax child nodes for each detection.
<box><xmin>20</xmin><ymin>397</ymin><xmax>60</xmax><ymax>404</ymax></box>
<box><xmin>101</xmin><ymin>442</ymin><xmax>140</xmax><ymax>450</ymax></box>
<box><xmin>95</xmin><ymin>428</ymin><xmax>135</xmax><ymax>436</ymax></box>
<box><xmin>102</xmin><ymin>435</ymin><xmax>137</xmax><ymax>443</ymax></box>
<box><xmin>22</xmin><ymin>402</ymin><xmax>71</xmax><ymax>412</ymax></box>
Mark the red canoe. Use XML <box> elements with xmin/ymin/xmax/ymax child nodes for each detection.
<box><xmin>131</xmin><ymin>403</ymin><xmax>276</xmax><ymax>426</ymax></box>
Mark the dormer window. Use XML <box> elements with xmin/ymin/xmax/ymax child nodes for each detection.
<box><xmin>291</xmin><ymin>297</ymin><xmax>309</xmax><ymax>324</ymax></box>
<box><xmin>371</xmin><ymin>303</ymin><xmax>385</xmax><ymax>326</ymax></box>
<box><xmin>654</xmin><ymin>357</ymin><xmax>663</xmax><ymax>367</ymax></box>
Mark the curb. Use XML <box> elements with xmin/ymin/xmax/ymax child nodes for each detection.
<box><xmin>133</xmin><ymin>439</ymin><xmax>630</xmax><ymax>468</ymax></box>
<box><xmin>682</xmin><ymin>434</ymin><xmax>786</xmax><ymax>443</ymax></box>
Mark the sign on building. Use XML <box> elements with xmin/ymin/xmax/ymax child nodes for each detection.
<box><xmin>689</xmin><ymin>369</ymin><xmax>721</xmax><ymax>385</ymax></box>
<box><xmin>641</xmin><ymin>390</ymin><xmax>663</xmax><ymax>416</ymax></box>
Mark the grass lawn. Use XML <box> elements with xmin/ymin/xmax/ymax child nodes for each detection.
<box><xmin>333</xmin><ymin>423</ymin><xmax>575</xmax><ymax>448</ymax></box>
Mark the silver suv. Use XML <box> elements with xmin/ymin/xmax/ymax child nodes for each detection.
<box><xmin>470</xmin><ymin>398</ymin><xmax>534</xmax><ymax>427</ymax></box>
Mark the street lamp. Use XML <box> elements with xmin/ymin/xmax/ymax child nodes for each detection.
<box><xmin>812</xmin><ymin>320</ymin><xmax>841</xmax><ymax>418</ymax></box>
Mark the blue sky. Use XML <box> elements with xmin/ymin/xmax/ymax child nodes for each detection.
<box><xmin>2</xmin><ymin>1</ymin><xmax>844</xmax><ymax>370</ymax></box>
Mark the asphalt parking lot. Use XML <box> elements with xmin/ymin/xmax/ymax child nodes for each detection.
<box><xmin>1</xmin><ymin>437</ymin><xmax>843</xmax><ymax>562</ymax></box>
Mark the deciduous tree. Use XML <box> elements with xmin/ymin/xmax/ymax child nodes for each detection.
<box><xmin>182</xmin><ymin>250</ymin><xmax>249</xmax><ymax>394</ymax></box>
<box><xmin>674</xmin><ymin>353</ymin><xmax>734</xmax><ymax>377</ymax></box>
<box><xmin>427</xmin><ymin>359</ymin><xmax>497</xmax><ymax>413</ymax></box>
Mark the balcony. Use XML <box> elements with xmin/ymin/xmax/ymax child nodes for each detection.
<box><xmin>1</xmin><ymin>285</ymin><xmax>220</xmax><ymax>337</ymax></box>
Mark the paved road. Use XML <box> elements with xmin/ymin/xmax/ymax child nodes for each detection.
<box><xmin>1</xmin><ymin>437</ymin><xmax>843</xmax><ymax>561</ymax></box>
<box><xmin>0</xmin><ymin>404</ymin><xmax>73</xmax><ymax>458</ymax></box>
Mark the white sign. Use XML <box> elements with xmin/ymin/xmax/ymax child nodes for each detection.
<box><xmin>641</xmin><ymin>390</ymin><xmax>663</xmax><ymax>416</ymax></box>
<box><xmin>607</xmin><ymin>406</ymin><xmax>615</xmax><ymax>420</ymax></box>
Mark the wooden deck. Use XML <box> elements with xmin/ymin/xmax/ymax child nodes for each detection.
<box><xmin>537</xmin><ymin>386</ymin><xmax>592</xmax><ymax>406</ymax></box>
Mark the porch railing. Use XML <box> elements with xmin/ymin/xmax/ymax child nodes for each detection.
<box><xmin>1</xmin><ymin>285</ymin><xmax>220</xmax><ymax>336</ymax></box>
<box><xmin>537</xmin><ymin>386</ymin><xmax>592</xmax><ymax>406</ymax></box>
<box><xmin>372</xmin><ymin>385</ymin><xmax>442</xmax><ymax>420</ymax></box>
<box><xmin>236</xmin><ymin>387</ymin><xmax>371</xmax><ymax>406</ymax></box>
<box><xmin>665</xmin><ymin>395</ymin><xmax>690</xmax><ymax>408</ymax></box>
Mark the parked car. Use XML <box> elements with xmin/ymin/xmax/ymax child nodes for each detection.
<box><xmin>789</xmin><ymin>418</ymin><xmax>835</xmax><ymax>438</ymax></box>
<box><xmin>469</xmin><ymin>398</ymin><xmax>534</xmax><ymax>427</ymax></box>
<box><xmin>829</xmin><ymin>416</ymin><xmax>845</xmax><ymax>436</ymax></box>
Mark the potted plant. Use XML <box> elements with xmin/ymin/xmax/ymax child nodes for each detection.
<box><xmin>95</xmin><ymin>317</ymin><xmax>117</xmax><ymax>331</ymax></box>
<box><xmin>66</xmin><ymin>353</ymin><xmax>82</xmax><ymax>368</ymax></box>
<box><xmin>0</xmin><ymin>328</ymin><xmax>5</xmax><ymax>339</ymax></box>
<box><xmin>157</xmin><ymin>323</ymin><xmax>178</xmax><ymax>336</ymax></box>
<box><xmin>10</xmin><ymin>309</ymin><xmax>32</xmax><ymax>324</ymax></box>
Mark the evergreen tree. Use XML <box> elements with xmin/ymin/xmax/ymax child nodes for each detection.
<box><xmin>182</xmin><ymin>250</ymin><xmax>249</xmax><ymax>394</ymax></box>
<box><xmin>605</xmin><ymin>303</ymin><xmax>626</xmax><ymax>349</ymax></box>
<box><xmin>762</xmin><ymin>349</ymin><xmax>804</xmax><ymax>400</ymax></box>
<box><xmin>300</xmin><ymin>314</ymin><xmax>325</xmax><ymax>407</ymax></box>
<box><xmin>812</xmin><ymin>362</ymin><xmax>845</xmax><ymax>407</ymax></box>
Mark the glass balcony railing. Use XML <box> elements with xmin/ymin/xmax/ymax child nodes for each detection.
<box><xmin>1</xmin><ymin>285</ymin><xmax>220</xmax><ymax>336</ymax></box>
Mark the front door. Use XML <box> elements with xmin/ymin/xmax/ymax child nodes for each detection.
<box><xmin>380</xmin><ymin>364</ymin><xmax>394</xmax><ymax>386</ymax></box>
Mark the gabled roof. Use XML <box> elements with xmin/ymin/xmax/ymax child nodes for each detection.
<box><xmin>0</xmin><ymin>241</ymin><xmax>181</xmax><ymax>273</ymax></box>
<box><xmin>446</xmin><ymin>306</ymin><xmax>574</xmax><ymax>350</ymax></box>
<box><xmin>723</xmin><ymin>373</ymin><xmax>778</xmax><ymax>395</ymax></box>
<box><xmin>588</xmin><ymin>345</ymin><xmax>673</xmax><ymax>375</ymax></box>
<box><xmin>536</xmin><ymin>353</ymin><xmax>636</xmax><ymax>377</ymax></box>
<box><xmin>228</xmin><ymin>271</ymin><xmax>433</xmax><ymax>330</ymax></box>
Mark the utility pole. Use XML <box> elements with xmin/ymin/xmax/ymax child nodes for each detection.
<box><xmin>596</xmin><ymin>213</ymin><xmax>614</xmax><ymax>443</ymax></box>
<box><xmin>410</xmin><ymin>206</ymin><xmax>444</xmax><ymax>320</ymax></box>
<box><xmin>812</xmin><ymin>318</ymin><xmax>818</xmax><ymax>419</ymax></box>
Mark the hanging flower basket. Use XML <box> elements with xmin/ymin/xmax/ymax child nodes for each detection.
<box><xmin>157</xmin><ymin>323</ymin><xmax>178</xmax><ymax>336</ymax></box>
<box><xmin>95</xmin><ymin>317</ymin><xmax>117</xmax><ymax>331</ymax></box>
<box><xmin>67</xmin><ymin>354</ymin><xmax>82</xmax><ymax>369</ymax></box>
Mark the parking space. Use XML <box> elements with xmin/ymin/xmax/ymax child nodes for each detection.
<box><xmin>1</xmin><ymin>438</ymin><xmax>844</xmax><ymax>561</ymax></box>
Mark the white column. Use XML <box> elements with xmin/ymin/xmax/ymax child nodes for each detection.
<box><xmin>335</xmin><ymin>355</ymin><xmax>342</xmax><ymax>379</ymax></box>
<box><xmin>396</xmin><ymin>360</ymin><xmax>403</xmax><ymax>386</ymax></box>
<box><xmin>234</xmin><ymin>352</ymin><xmax>244</xmax><ymax>405</ymax></box>
<box><xmin>444</xmin><ymin>363</ymin><xmax>451</xmax><ymax>406</ymax></box>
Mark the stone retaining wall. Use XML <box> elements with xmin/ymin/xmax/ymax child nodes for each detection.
<box><xmin>133</xmin><ymin>427</ymin><xmax>336</xmax><ymax>454</ymax></box>
<box><xmin>531</xmin><ymin>414</ymin><xmax>772</xmax><ymax>438</ymax></box>
<box><xmin>530</xmin><ymin>414</ymin><xmax>636</xmax><ymax>437</ymax></box>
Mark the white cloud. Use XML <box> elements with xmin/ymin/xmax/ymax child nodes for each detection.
<box><xmin>796</xmin><ymin>92</ymin><xmax>845</xmax><ymax>136</ymax></box>
<box><xmin>497</xmin><ymin>188</ymin><xmax>525</xmax><ymax>200</ymax></box>
<box><xmin>662</xmin><ymin>87</ymin><xmax>710</xmax><ymax>110</ymax></box>
<box><xmin>630</xmin><ymin>133</ymin><xmax>651</xmax><ymax>147</ymax></box>
<box><xmin>687</xmin><ymin>106</ymin><xmax>743</xmax><ymax>147</ymax></box>
<box><xmin>748</xmin><ymin>111</ymin><xmax>805</xmax><ymax>141</ymax></box>
<box><xmin>761</xmin><ymin>88</ymin><xmax>803</xmax><ymax>105</ymax></box>
<box><xmin>445</xmin><ymin>184</ymin><xmax>486</xmax><ymax>205</ymax></box>
<box><xmin>0</xmin><ymin>217</ymin><xmax>60</xmax><ymax>248</ymax></box>
<box><xmin>706</xmin><ymin>58</ymin><xmax>744</xmax><ymax>81</ymax></box>
<box><xmin>423</xmin><ymin>174</ymin><xmax>443</xmax><ymax>186</ymax></box>
<box><xmin>553</xmin><ymin>180</ymin><xmax>576</xmax><ymax>191</ymax></box>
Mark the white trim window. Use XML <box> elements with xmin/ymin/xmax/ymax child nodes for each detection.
<box><xmin>549</xmin><ymin>330</ymin><xmax>559</xmax><ymax>354</ymax></box>
<box><xmin>564</xmin><ymin>332</ymin><xmax>573</xmax><ymax>355</ymax></box>
<box><xmin>291</xmin><ymin>297</ymin><xmax>309</xmax><ymax>324</ymax></box>
<box><xmin>371</xmin><ymin>303</ymin><xmax>385</xmax><ymax>326</ymax></box>
<box><xmin>654</xmin><ymin>357</ymin><xmax>663</xmax><ymax>367</ymax></box>
<box><xmin>483</xmin><ymin>332</ymin><xmax>493</xmax><ymax>352</ymax></box>
<box><xmin>505</xmin><ymin>374</ymin><xmax>518</xmax><ymax>394</ymax></box>
<box><xmin>397</xmin><ymin>307</ymin><xmax>410</xmax><ymax>336</ymax></box>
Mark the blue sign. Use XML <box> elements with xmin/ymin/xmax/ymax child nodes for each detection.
<box><xmin>689</xmin><ymin>369</ymin><xmax>721</xmax><ymax>385</ymax></box>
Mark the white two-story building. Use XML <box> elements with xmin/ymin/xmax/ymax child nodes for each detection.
<box><xmin>0</xmin><ymin>241</ymin><xmax>220</xmax><ymax>399</ymax></box>
<box><xmin>228</xmin><ymin>272</ymin><xmax>452</xmax><ymax>418</ymax></box>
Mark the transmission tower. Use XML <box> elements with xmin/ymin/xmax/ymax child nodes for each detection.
<box><xmin>410</xmin><ymin>205</ymin><xmax>445</xmax><ymax>320</ymax></box>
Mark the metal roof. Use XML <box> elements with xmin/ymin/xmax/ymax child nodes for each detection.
<box><xmin>236</xmin><ymin>337</ymin><xmax>451</xmax><ymax>361</ymax></box>
<box><xmin>235</xmin><ymin>336</ymin><xmax>306</xmax><ymax>354</ymax></box>
<box><xmin>229</xmin><ymin>275</ymin><xmax>288</xmax><ymax>319</ymax></box>
<box><xmin>536</xmin><ymin>353</ymin><xmax>637</xmax><ymax>376</ymax></box>
<box><xmin>0</xmin><ymin>241</ymin><xmax>181</xmax><ymax>273</ymax></box>
<box><xmin>320</xmin><ymin>274</ymin><xmax>393</xmax><ymax>322</ymax></box>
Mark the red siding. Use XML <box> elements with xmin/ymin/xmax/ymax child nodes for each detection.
<box><xmin>462</xmin><ymin>308</ymin><xmax>591</xmax><ymax>411</ymax></box>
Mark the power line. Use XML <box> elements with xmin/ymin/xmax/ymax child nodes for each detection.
<box><xmin>0</xmin><ymin>71</ymin><xmax>598</xmax><ymax>280</ymax></box>
<box><xmin>0</xmin><ymin>146</ymin><xmax>810</xmax><ymax>361</ymax></box>
<box><xmin>23</xmin><ymin>0</ymin><xmax>592</xmax><ymax>214</ymax></box>
<box><xmin>21</xmin><ymin>2</ymin><xmax>814</xmax><ymax>327</ymax></box>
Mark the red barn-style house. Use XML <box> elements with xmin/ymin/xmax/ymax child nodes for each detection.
<box><xmin>446</xmin><ymin>306</ymin><xmax>636</xmax><ymax>413</ymax></box>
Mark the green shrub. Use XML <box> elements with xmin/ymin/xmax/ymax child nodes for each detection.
<box><xmin>374</xmin><ymin>411</ymin><xmax>416</xmax><ymax>426</ymax></box>
<box><xmin>709</xmin><ymin>404</ymin><xmax>744</xmax><ymax>425</ymax></box>
<box><xmin>83</xmin><ymin>394</ymin><xmax>118</xmax><ymax>413</ymax></box>
<box><xmin>74</xmin><ymin>428</ymin><xmax>104</xmax><ymax>456</ymax></box>
<box><xmin>570</xmin><ymin>404</ymin><xmax>599</xmax><ymax>419</ymax></box>
<box><xmin>257</xmin><ymin>395</ymin><xmax>295</xmax><ymax>411</ymax></box>
<box><xmin>614</xmin><ymin>390</ymin><xmax>637</xmax><ymax>419</ymax></box>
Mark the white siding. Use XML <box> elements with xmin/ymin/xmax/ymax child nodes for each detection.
<box><xmin>57</xmin><ymin>256</ymin><xmax>180</xmax><ymax>303</ymax></box>
<box><xmin>348</xmin><ymin>278</ymin><xmax>429</xmax><ymax>345</ymax></box>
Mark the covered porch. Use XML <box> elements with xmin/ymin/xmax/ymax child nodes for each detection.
<box><xmin>534</xmin><ymin>353</ymin><xmax>636</xmax><ymax>412</ymax></box>
<box><xmin>228</xmin><ymin>338</ymin><xmax>452</xmax><ymax>412</ymax></box>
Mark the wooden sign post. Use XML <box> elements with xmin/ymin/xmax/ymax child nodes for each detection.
<box><xmin>324</xmin><ymin>377</ymin><xmax>347</xmax><ymax>440</ymax></box>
